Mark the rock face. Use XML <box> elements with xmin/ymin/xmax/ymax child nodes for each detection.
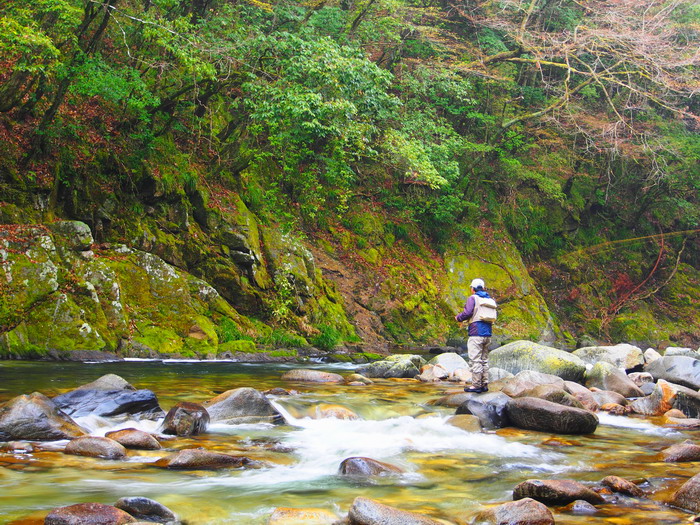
<box><xmin>52</xmin><ymin>389</ymin><xmax>164</xmax><ymax>420</ymax></box>
<box><xmin>154</xmin><ymin>449</ymin><xmax>251</xmax><ymax>469</ymax></box>
<box><xmin>573</xmin><ymin>344</ymin><xmax>644</xmax><ymax>371</ymax></box>
<box><xmin>672</xmin><ymin>472</ymin><xmax>700</xmax><ymax>512</ymax></box>
<box><xmin>114</xmin><ymin>497</ymin><xmax>177</xmax><ymax>523</ymax></box>
<box><xmin>508</xmin><ymin>397</ymin><xmax>599</xmax><ymax>434</ymax></box>
<box><xmin>476</xmin><ymin>497</ymin><xmax>554</xmax><ymax>525</ymax></box>
<box><xmin>160</xmin><ymin>402</ymin><xmax>210</xmax><ymax>436</ymax></box>
<box><xmin>0</xmin><ymin>392</ymin><xmax>85</xmax><ymax>441</ymax></box>
<box><xmin>339</xmin><ymin>457</ymin><xmax>403</xmax><ymax>477</ymax></box>
<box><xmin>513</xmin><ymin>479</ymin><xmax>605</xmax><ymax>505</ymax></box>
<box><xmin>64</xmin><ymin>436</ymin><xmax>127</xmax><ymax>459</ymax></box>
<box><xmin>202</xmin><ymin>387</ymin><xmax>284</xmax><ymax>424</ymax></box>
<box><xmin>489</xmin><ymin>341</ymin><xmax>586</xmax><ymax>382</ymax></box>
<box><xmin>347</xmin><ymin>497</ymin><xmax>443</xmax><ymax>525</ymax></box>
<box><xmin>104</xmin><ymin>428</ymin><xmax>162</xmax><ymax>450</ymax></box>
<box><xmin>45</xmin><ymin>503</ymin><xmax>136</xmax><ymax>525</ymax></box>
<box><xmin>645</xmin><ymin>356</ymin><xmax>700</xmax><ymax>389</ymax></box>
<box><xmin>456</xmin><ymin>392</ymin><xmax>511</xmax><ymax>429</ymax></box>
<box><xmin>280</xmin><ymin>369</ymin><xmax>345</xmax><ymax>383</ymax></box>
<box><xmin>356</xmin><ymin>355</ymin><xmax>426</xmax><ymax>379</ymax></box>
<box><xmin>584</xmin><ymin>362</ymin><xmax>644</xmax><ymax>398</ymax></box>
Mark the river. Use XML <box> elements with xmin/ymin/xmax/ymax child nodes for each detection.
<box><xmin>0</xmin><ymin>360</ymin><xmax>695</xmax><ymax>524</ymax></box>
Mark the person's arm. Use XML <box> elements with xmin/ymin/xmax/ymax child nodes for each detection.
<box><xmin>455</xmin><ymin>296</ymin><xmax>476</xmax><ymax>322</ymax></box>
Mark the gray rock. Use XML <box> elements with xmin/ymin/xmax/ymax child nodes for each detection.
<box><xmin>564</xmin><ymin>500</ymin><xmax>598</xmax><ymax>514</ymax></box>
<box><xmin>160</xmin><ymin>402</ymin><xmax>209</xmax><ymax>436</ymax></box>
<box><xmin>628</xmin><ymin>372</ymin><xmax>654</xmax><ymax>386</ymax></box>
<box><xmin>456</xmin><ymin>392</ymin><xmax>511</xmax><ymax>429</ymax></box>
<box><xmin>64</xmin><ymin>436</ymin><xmax>127</xmax><ymax>459</ymax></box>
<box><xmin>664</xmin><ymin>347</ymin><xmax>700</xmax><ymax>359</ymax></box>
<box><xmin>356</xmin><ymin>355</ymin><xmax>426</xmax><ymax>379</ymax></box>
<box><xmin>52</xmin><ymin>389</ymin><xmax>164</xmax><ymax>420</ymax></box>
<box><xmin>339</xmin><ymin>457</ymin><xmax>403</xmax><ymax>477</ymax></box>
<box><xmin>154</xmin><ymin>449</ymin><xmax>252</xmax><ymax>470</ymax></box>
<box><xmin>427</xmin><ymin>352</ymin><xmax>468</xmax><ymax>374</ymax></box>
<box><xmin>77</xmin><ymin>374</ymin><xmax>135</xmax><ymax>391</ymax></box>
<box><xmin>488</xmin><ymin>367</ymin><xmax>514</xmax><ymax>382</ymax></box>
<box><xmin>48</xmin><ymin>220</ymin><xmax>94</xmax><ymax>251</ymax></box>
<box><xmin>202</xmin><ymin>387</ymin><xmax>284</xmax><ymax>425</ymax></box>
<box><xmin>590</xmin><ymin>390</ymin><xmax>627</xmax><ymax>407</ymax></box>
<box><xmin>645</xmin><ymin>356</ymin><xmax>700</xmax><ymax>390</ymax></box>
<box><xmin>45</xmin><ymin>503</ymin><xmax>136</xmax><ymax>525</ymax></box>
<box><xmin>500</xmin><ymin>370</ymin><xmax>566</xmax><ymax>397</ymax></box>
<box><xmin>585</xmin><ymin>362</ymin><xmax>644</xmax><ymax>398</ymax></box>
<box><xmin>644</xmin><ymin>348</ymin><xmax>662</xmax><ymax>363</ymax></box>
<box><xmin>430</xmin><ymin>392</ymin><xmax>474</xmax><ymax>408</ymax></box>
<box><xmin>573</xmin><ymin>344</ymin><xmax>644</xmax><ymax>371</ymax></box>
<box><xmin>563</xmin><ymin>381</ymin><xmax>600</xmax><ymax>411</ymax></box>
<box><xmin>0</xmin><ymin>392</ymin><xmax>86</xmax><ymax>441</ymax></box>
<box><xmin>517</xmin><ymin>384</ymin><xmax>584</xmax><ymax>408</ymax></box>
<box><xmin>640</xmin><ymin>382</ymin><xmax>656</xmax><ymax>396</ymax></box>
<box><xmin>513</xmin><ymin>479</ymin><xmax>605</xmax><ymax>505</ymax></box>
<box><xmin>114</xmin><ymin>497</ymin><xmax>177</xmax><ymax>523</ymax></box>
<box><xmin>280</xmin><ymin>369</ymin><xmax>345</xmax><ymax>383</ymax></box>
<box><xmin>476</xmin><ymin>497</ymin><xmax>554</xmax><ymax>524</ymax></box>
<box><xmin>508</xmin><ymin>397</ymin><xmax>599</xmax><ymax>434</ymax></box>
<box><xmin>489</xmin><ymin>341</ymin><xmax>586</xmax><ymax>382</ymax></box>
<box><xmin>630</xmin><ymin>379</ymin><xmax>700</xmax><ymax>417</ymax></box>
<box><xmin>347</xmin><ymin>497</ymin><xmax>443</xmax><ymax>525</ymax></box>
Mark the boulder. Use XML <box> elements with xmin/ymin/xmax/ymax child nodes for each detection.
<box><xmin>601</xmin><ymin>475</ymin><xmax>644</xmax><ymax>496</ymax></box>
<box><xmin>48</xmin><ymin>220</ymin><xmax>94</xmax><ymax>251</ymax></box>
<box><xmin>630</xmin><ymin>379</ymin><xmax>700</xmax><ymax>417</ymax></box>
<box><xmin>347</xmin><ymin>497</ymin><xmax>443</xmax><ymax>525</ymax></box>
<box><xmin>516</xmin><ymin>384</ymin><xmax>584</xmax><ymax>409</ymax></box>
<box><xmin>0</xmin><ymin>392</ymin><xmax>86</xmax><ymax>441</ymax></box>
<box><xmin>488</xmin><ymin>367</ymin><xmax>514</xmax><ymax>382</ymax></box>
<box><xmin>311</xmin><ymin>404</ymin><xmax>359</xmax><ymax>420</ymax></box>
<box><xmin>202</xmin><ymin>387</ymin><xmax>285</xmax><ymax>425</ymax></box>
<box><xmin>447</xmin><ymin>414</ymin><xmax>482</xmax><ymax>433</ymax></box>
<box><xmin>416</xmin><ymin>364</ymin><xmax>449</xmax><ymax>382</ymax></box>
<box><xmin>599</xmin><ymin>403</ymin><xmax>632</xmax><ymax>415</ymax></box>
<box><xmin>590</xmin><ymin>390</ymin><xmax>627</xmax><ymax>407</ymax></box>
<box><xmin>356</xmin><ymin>355</ymin><xmax>426</xmax><ymax>379</ymax></box>
<box><xmin>585</xmin><ymin>362</ymin><xmax>644</xmax><ymax>398</ymax></box>
<box><xmin>456</xmin><ymin>392</ymin><xmax>511</xmax><ymax>429</ymax></box>
<box><xmin>489</xmin><ymin>341</ymin><xmax>586</xmax><ymax>382</ymax></box>
<box><xmin>475</xmin><ymin>497</ymin><xmax>554</xmax><ymax>525</ymax></box>
<box><xmin>500</xmin><ymin>371</ymin><xmax>566</xmax><ymax>398</ymax></box>
<box><xmin>661</xmin><ymin>440</ymin><xmax>700</xmax><ymax>462</ymax></box>
<box><xmin>563</xmin><ymin>500</ymin><xmax>597</xmax><ymax>514</ymax></box>
<box><xmin>160</xmin><ymin>402</ymin><xmax>209</xmax><ymax>436</ymax></box>
<box><xmin>644</xmin><ymin>348</ymin><xmax>662</xmax><ymax>364</ymax></box>
<box><xmin>268</xmin><ymin>507</ymin><xmax>338</xmax><ymax>524</ymax></box>
<box><xmin>431</xmin><ymin>393</ymin><xmax>474</xmax><ymax>408</ymax></box>
<box><xmin>628</xmin><ymin>372</ymin><xmax>654</xmax><ymax>387</ymax></box>
<box><xmin>52</xmin><ymin>389</ymin><xmax>164</xmax><ymax>420</ymax></box>
<box><xmin>672</xmin><ymin>472</ymin><xmax>700</xmax><ymax>512</ymax></box>
<box><xmin>664</xmin><ymin>417</ymin><xmax>700</xmax><ymax>429</ymax></box>
<box><xmin>563</xmin><ymin>381</ymin><xmax>600</xmax><ymax>412</ymax></box>
<box><xmin>114</xmin><ymin>497</ymin><xmax>177</xmax><ymax>523</ymax></box>
<box><xmin>104</xmin><ymin>429</ymin><xmax>161</xmax><ymax>450</ymax></box>
<box><xmin>513</xmin><ymin>479</ymin><xmax>605</xmax><ymax>505</ymax></box>
<box><xmin>154</xmin><ymin>449</ymin><xmax>251</xmax><ymax>470</ymax></box>
<box><xmin>508</xmin><ymin>397</ymin><xmax>599</xmax><ymax>434</ymax></box>
<box><xmin>45</xmin><ymin>503</ymin><xmax>136</xmax><ymax>525</ymax></box>
<box><xmin>76</xmin><ymin>374</ymin><xmax>135</xmax><ymax>391</ymax></box>
<box><xmin>64</xmin><ymin>436</ymin><xmax>127</xmax><ymax>459</ymax></box>
<box><xmin>427</xmin><ymin>352</ymin><xmax>469</xmax><ymax>374</ymax></box>
<box><xmin>339</xmin><ymin>457</ymin><xmax>403</xmax><ymax>477</ymax></box>
<box><xmin>280</xmin><ymin>369</ymin><xmax>344</xmax><ymax>383</ymax></box>
<box><xmin>345</xmin><ymin>374</ymin><xmax>373</xmax><ymax>385</ymax></box>
<box><xmin>573</xmin><ymin>344</ymin><xmax>644</xmax><ymax>371</ymax></box>
<box><xmin>645</xmin><ymin>356</ymin><xmax>700</xmax><ymax>390</ymax></box>
<box><xmin>664</xmin><ymin>347</ymin><xmax>700</xmax><ymax>359</ymax></box>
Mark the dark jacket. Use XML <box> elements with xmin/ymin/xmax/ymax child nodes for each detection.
<box><xmin>456</xmin><ymin>290</ymin><xmax>493</xmax><ymax>337</ymax></box>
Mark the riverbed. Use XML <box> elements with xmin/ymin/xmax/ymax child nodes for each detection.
<box><xmin>0</xmin><ymin>360</ymin><xmax>696</xmax><ymax>524</ymax></box>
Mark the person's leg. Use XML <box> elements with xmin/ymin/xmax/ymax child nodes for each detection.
<box><xmin>480</xmin><ymin>337</ymin><xmax>491</xmax><ymax>390</ymax></box>
<box><xmin>467</xmin><ymin>336</ymin><xmax>486</xmax><ymax>388</ymax></box>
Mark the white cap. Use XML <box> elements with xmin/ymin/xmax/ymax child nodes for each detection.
<box><xmin>470</xmin><ymin>278</ymin><xmax>485</xmax><ymax>289</ymax></box>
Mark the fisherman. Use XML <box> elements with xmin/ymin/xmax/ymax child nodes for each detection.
<box><xmin>455</xmin><ymin>278</ymin><xmax>497</xmax><ymax>393</ymax></box>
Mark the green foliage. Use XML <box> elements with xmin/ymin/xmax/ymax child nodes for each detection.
<box><xmin>260</xmin><ymin>329</ymin><xmax>308</xmax><ymax>348</ymax></box>
<box><xmin>310</xmin><ymin>324</ymin><xmax>342</xmax><ymax>351</ymax></box>
<box><xmin>217</xmin><ymin>318</ymin><xmax>254</xmax><ymax>343</ymax></box>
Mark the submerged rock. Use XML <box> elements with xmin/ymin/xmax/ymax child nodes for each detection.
<box><xmin>280</xmin><ymin>369</ymin><xmax>344</xmax><ymax>383</ymax></box>
<box><xmin>202</xmin><ymin>387</ymin><xmax>284</xmax><ymax>425</ymax></box>
<box><xmin>52</xmin><ymin>389</ymin><xmax>164</xmax><ymax>420</ymax></box>
<box><xmin>0</xmin><ymin>392</ymin><xmax>85</xmax><ymax>441</ymax></box>
<box><xmin>104</xmin><ymin>429</ymin><xmax>161</xmax><ymax>450</ymax></box>
<box><xmin>601</xmin><ymin>475</ymin><xmax>644</xmax><ymax>497</ymax></box>
<box><xmin>476</xmin><ymin>497</ymin><xmax>554</xmax><ymax>524</ymax></box>
<box><xmin>447</xmin><ymin>414</ymin><xmax>482</xmax><ymax>433</ymax></box>
<box><xmin>114</xmin><ymin>497</ymin><xmax>177</xmax><ymax>523</ymax></box>
<box><xmin>356</xmin><ymin>355</ymin><xmax>426</xmax><ymax>379</ymax></box>
<box><xmin>347</xmin><ymin>497</ymin><xmax>443</xmax><ymax>524</ymax></box>
<box><xmin>160</xmin><ymin>402</ymin><xmax>209</xmax><ymax>436</ymax></box>
<box><xmin>45</xmin><ymin>502</ymin><xmax>136</xmax><ymax>525</ymax></box>
<box><xmin>489</xmin><ymin>341</ymin><xmax>586</xmax><ymax>382</ymax></box>
<box><xmin>508</xmin><ymin>397</ymin><xmax>598</xmax><ymax>434</ymax></box>
<box><xmin>661</xmin><ymin>440</ymin><xmax>700</xmax><ymax>462</ymax></box>
<box><xmin>585</xmin><ymin>362</ymin><xmax>644</xmax><ymax>398</ymax></box>
<box><xmin>154</xmin><ymin>449</ymin><xmax>252</xmax><ymax>470</ymax></box>
<box><xmin>672</xmin><ymin>472</ymin><xmax>700</xmax><ymax>512</ymax></box>
<box><xmin>513</xmin><ymin>479</ymin><xmax>605</xmax><ymax>505</ymax></box>
<box><xmin>268</xmin><ymin>507</ymin><xmax>338</xmax><ymax>524</ymax></box>
<box><xmin>339</xmin><ymin>457</ymin><xmax>403</xmax><ymax>477</ymax></box>
<box><xmin>311</xmin><ymin>404</ymin><xmax>359</xmax><ymax>420</ymax></box>
<box><xmin>563</xmin><ymin>500</ymin><xmax>598</xmax><ymax>514</ymax></box>
<box><xmin>64</xmin><ymin>436</ymin><xmax>127</xmax><ymax>460</ymax></box>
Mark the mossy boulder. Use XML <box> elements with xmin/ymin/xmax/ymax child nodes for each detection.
<box><xmin>356</xmin><ymin>354</ymin><xmax>426</xmax><ymax>378</ymax></box>
<box><xmin>573</xmin><ymin>344</ymin><xmax>644</xmax><ymax>371</ymax></box>
<box><xmin>490</xmin><ymin>340</ymin><xmax>586</xmax><ymax>382</ymax></box>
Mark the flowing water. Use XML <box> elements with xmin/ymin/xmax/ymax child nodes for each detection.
<box><xmin>0</xmin><ymin>360</ymin><xmax>697</xmax><ymax>524</ymax></box>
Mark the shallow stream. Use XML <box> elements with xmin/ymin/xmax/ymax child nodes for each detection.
<box><xmin>0</xmin><ymin>360</ymin><xmax>697</xmax><ymax>524</ymax></box>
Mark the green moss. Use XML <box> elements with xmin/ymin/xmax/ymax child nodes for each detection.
<box><xmin>269</xmin><ymin>348</ymin><xmax>298</xmax><ymax>357</ymax></box>
<box><xmin>357</xmin><ymin>352</ymin><xmax>384</xmax><ymax>361</ymax></box>
<box><xmin>134</xmin><ymin>325</ymin><xmax>184</xmax><ymax>354</ymax></box>
<box><xmin>328</xmin><ymin>353</ymin><xmax>353</xmax><ymax>362</ymax></box>
<box><xmin>218</xmin><ymin>339</ymin><xmax>258</xmax><ymax>353</ymax></box>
